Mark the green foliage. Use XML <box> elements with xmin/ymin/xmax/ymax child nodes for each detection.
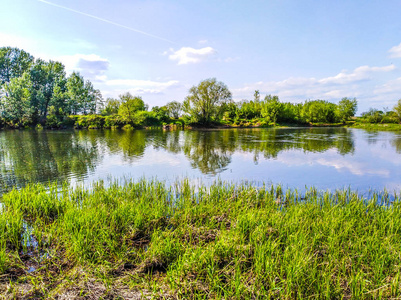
<box><xmin>101</xmin><ymin>97</ymin><xmax>120</xmax><ymax>116</ymax></box>
<box><xmin>75</xmin><ymin>115</ymin><xmax>105</xmax><ymax>129</ymax></box>
<box><xmin>301</xmin><ymin>100</ymin><xmax>338</xmax><ymax>123</ymax></box>
<box><xmin>151</xmin><ymin>105</ymin><xmax>170</xmax><ymax>123</ymax></box>
<box><xmin>394</xmin><ymin>99</ymin><xmax>401</xmax><ymax>123</ymax></box>
<box><xmin>361</xmin><ymin>108</ymin><xmax>384</xmax><ymax>124</ymax></box>
<box><xmin>165</xmin><ymin>101</ymin><xmax>182</xmax><ymax>119</ymax></box>
<box><xmin>0</xmin><ymin>47</ymin><xmax>34</xmax><ymax>86</ymax></box>
<box><xmin>183</xmin><ymin>78</ymin><xmax>232</xmax><ymax>125</ymax></box>
<box><xmin>29</xmin><ymin>59</ymin><xmax>67</xmax><ymax>122</ymax></box>
<box><xmin>261</xmin><ymin>95</ymin><xmax>282</xmax><ymax>124</ymax></box>
<box><xmin>104</xmin><ymin>115</ymin><xmax>125</xmax><ymax>128</ymax></box>
<box><xmin>336</xmin><ymin>97</ymin><xmax>357</xmax><ymax>123</ymax></box>
<box><xmin>0</xmin><ymin>47</ymin><xmax>103</xmax><ymax>127</ymax></box>
<box><xmin>1</xmin><ymin>72</ymin><xmax>33</xmax><ymax>127</ymax></box>
<box><xmin>118</xmin><ymin>93</ymin><xmax>147</xmax><ymax>121</ymax></box>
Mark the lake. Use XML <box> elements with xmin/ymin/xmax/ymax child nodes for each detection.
<box><xmin>0</xmin><ymin>127</ymin><xmax>400</xmax><ymax>195</ymax></box>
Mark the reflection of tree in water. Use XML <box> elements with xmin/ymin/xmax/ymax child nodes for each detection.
<box><xmin>233</xmin><ymin>128</ymin><xmax>354</xmax><ymax>161</ymax></box>
<box><xmin>0</xmin><ymin>130</ymin><xmax>101</xmax><ymax>191</ymax></box>
<box><xmin>182</xmin><ymin>130</ymin><xmax>234</xmax><ymax>175</ymax></box>
<box><xmin>0</xmin><ymin>128</ymin><xmax>358</xmax><ymax>188</ymax></box>
<box><xmin>391</xmin><ymin>136</ymin><xmax>401</xmax><ymax>154</ymax></box>
<box><xmin>102</xmin><ymin>130</ymin><xmax>147</xmax><ymax>163</ymax></box>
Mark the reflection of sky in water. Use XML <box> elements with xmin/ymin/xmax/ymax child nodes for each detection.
<box><xmin>1</xmin><ymin>128</ymin><xmax>401</xmax><ymax>194</ymax></box>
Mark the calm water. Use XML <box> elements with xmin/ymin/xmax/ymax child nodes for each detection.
<box><xmin>0</xmin><ymin>128</ymin><xmax>400</xmax><ymax>194</ymax></box>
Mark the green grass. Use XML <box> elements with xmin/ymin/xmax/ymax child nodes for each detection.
<box><xmin>0</xmin><ymin>180</ymin><xmax>401</xmax><ymax>298</ymax></box>
<box><xmin>348</xmin><ymin>122</ymin><xmax>401</xmax><ymax>131</ymax></box>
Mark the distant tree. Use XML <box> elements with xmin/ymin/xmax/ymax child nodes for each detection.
<box><xmin>183</xmin><ymin>78</ymin><xmax>232</xmax><ymax>124</ymax></box>
<box><xmin>101</xmin><ymin>98</ymin><xmax>120</xmax><ymax>115</ymax></box>
<box><xmin>261</xmin><ymin>95</ymin><xmax>282</xmax><ymax>125</ymax></box>
<box><xmin>336</xmin><ymin>97</ymin><xmax>357</xmax><ymax>123</ymax></box>
<box><xmin>166</xmin><ymin>101</ymin><xmax>182</xmax><ymax>119</ymax></box>
<box><xmin>394</xmin><ymin>99</ymin><xmax>401</xmax><ymax>123</ymax></box>
<box><xmin>118</xmin><ymin>93</ymin><xmax>147</xmax><ymax>120</ymax></box>
<box><xmin>361</xmin><ymin>108</ymin><xmax>384</xmax><ymax>124</ymax></box>
<box><xmin>254</xmin><ymin>90</ymin><xmax>260</xmax><ymax>102</ymax></box>
<box><xmin>301</xmin><ymin>100</ymin><xmax>337</xmax><ymax>123</ymax></box>
<box><xmin>0</xmin><ymin>47</ymin><xmax>34</xmax><ymax>86</ymax></box>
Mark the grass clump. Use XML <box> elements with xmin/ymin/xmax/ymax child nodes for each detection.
<box><xmin>0</xmin><ymin>179</ymin><xmax>401</xmax><ymax>298</ymax></box>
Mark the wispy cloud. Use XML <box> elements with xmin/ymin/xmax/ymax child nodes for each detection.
<box><xmin>233</xmin><ymin>64</ymin><xmax>396</xmax><ymax>103</ymax></box>
<box><xmin>38</xmin><ymin>0</ymin><xmax>174</xmax><ymax>43</ymax></box>
<box><xmin>389</xmin><ymin>42</ymin><xmax>401</xmax><ymax>58</ymax></box>
<box><xmin>104</xmin><ymin>79</ymin><xmax>180</xmax><ymax>95</ymax></box>
<box><xmin>167</xmin><ymin>46</ymin><xmax>217</xmax><ymax>65</ymax></box>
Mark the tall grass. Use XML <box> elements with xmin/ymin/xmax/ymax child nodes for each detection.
<box><xmin>1</xmin><ymin>179</ymin><xmax>401</xmax><ymax>298</ymax></box>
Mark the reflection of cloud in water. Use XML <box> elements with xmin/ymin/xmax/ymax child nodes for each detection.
<box><xmin>276</xmin><ymin>150</ymin><xmax>390</xmax><ymax>177</ymax></box>
<box><xmin>234</xmin><ymin>149</ymin><xmax>390</xmax><ymax>177</ymax></box>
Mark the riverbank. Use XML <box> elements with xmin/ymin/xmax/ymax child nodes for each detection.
<box><xmin>347</xmin><ymin>122</ymin><xmax>401</xmax><ymax>131</ymax></box>
<box><xmin>1</xmin><ymin>180</ymin><xmax>400</xmax><ymax>299</ymax></box>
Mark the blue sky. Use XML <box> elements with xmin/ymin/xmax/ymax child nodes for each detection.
<box><xmin>1</xmin><ymin>0</ymin><xmax>401</xmax><ymax>113</ymax></box>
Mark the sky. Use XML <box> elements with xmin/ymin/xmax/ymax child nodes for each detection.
<box><xmin>1</xmin><ymin>0</ymin><xmax>401</xmax><ymax>113</ymax></box>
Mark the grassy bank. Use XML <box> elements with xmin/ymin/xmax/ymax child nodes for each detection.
<box><xmin>348</xmin><ymin>122</ymin><xmax>401</xmax><ymax>131</ymax></box>
<box><xmin>0</xmin><ymin>180</ymin><xmax>401</xmax><ymax>299</ymax></box>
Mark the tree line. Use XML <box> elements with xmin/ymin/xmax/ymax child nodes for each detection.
<box><xmin>2</xmin><ymin>47</ymin><xmax>401</xmax><ymax>129</ymax></box>
<box><xmin>0</xmin><ymin>47</ymin><xmax>102</xmax><ymax>128</ymax></box>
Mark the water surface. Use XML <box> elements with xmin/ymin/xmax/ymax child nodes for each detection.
<box><xmin>0</xmin><ymin>128</ymin><xmax>400</xmax><ymax>194</ymax></box>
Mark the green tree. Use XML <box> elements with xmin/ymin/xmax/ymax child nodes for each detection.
<box><xmin>165</xmin><ymin>101</ymin><xmax>182</xmax><ymax>119</ymax></box>
<box><xmin>261</xmin><ymin>95</ymin><xmax>281</xmax><ymax>125</ymax></box>
<box><xmin>0</xmin><ymin>47</ymin><xmax>34</xmax><ymax>86</ymax></box>
<box><xmin>336</xmin><ymin>97</ymin><xmax>357</xmax><ymax>123</ymax></box>
<box><xmin>101</xmin><ymin>98</ymin><xmax>120</xmax><ymax>116</ymax></box>
<box><xmin>394</xmin><ymin>99</ymin><xmax>401</xmax><ymax>123</ymax></box>
<box><xmin>66</xmin><ymin>72</ymin><xmax>85</xmax><ymax>115</ymax></box>
<box><xmin>301</xmin><ymin>100</ymin><xmax>337</xmax><ymax>123</ymax></box>
<box><xmin>183</xmin><ymin>78</ymin><xmax>232</xmax><ymax>125</ymax></box>
<box><xmin>29</xmin><ymin>59</ymin><xmax>67</xmax><ymax>121</ymax></box>
<box><xmin>118</xmin><ymin>93</ymin><xmax>147</xmax><ymax>120</ymax></box>
<box><xmin>1</xmin><ymin>72</ymin><xmax>33</xmax><ymax>126</ymax></box>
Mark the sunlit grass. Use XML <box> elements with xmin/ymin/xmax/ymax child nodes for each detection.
<box><xmin>0</xmin><ymin>179</ymin><xmax>401</xmax><ymax>298</ymax></box>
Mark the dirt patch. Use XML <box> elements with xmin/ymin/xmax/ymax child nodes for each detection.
<box><xmin>181</xmin><ymin>227</ymin><xmax>218</xmax><ymax>245</ymax></box>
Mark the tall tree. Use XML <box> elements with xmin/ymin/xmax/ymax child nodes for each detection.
<box><xmin>1</xmin><ymin>72</ymin><xmax>33</xmax><ymax>125</ymax></box>
<box><xmin>30</xmin><ymin>59</ymin><xmax>66</xmax><ymax>121</ymax></box>
<box><xmin>0</xmin><ymin>47</ymin><xmax>34</xmax><ymax>86</ymax></box>
<box><xmin>66</xmin><ymin>72</ymin><xmax>85</xmax><ymax>115</ymax></box>
<box><xmin>183</xmin><ymin>78</ymin><xmax>232</xmax><ymax>124</ymax></box>
<box><xmin>166</xmin><ymin>101</ymin><xmax>182</xmax><ymax>119</ymax></box>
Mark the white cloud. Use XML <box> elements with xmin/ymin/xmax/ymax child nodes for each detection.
<box><xmin>276</xmin><ymin>150</ymin><xmax>390</xmax><ymax>177</ymax></box>
<box><xmin>389</xmin><ymin>42</ymin><xmax>401</xmax><ymax>58</ymax></box>
<box><xmin>319</xmin><ymin>65</ymin><xmax>395</xmax><ymax>85</ymax></box>
<box><xmin>58</xmin><ymin>54</ymin><xmax>109</xmax><ymax>81</ymax></box>
<box><xmin>233</xmin><ymin>64</ymin><xmax>396</xmax><ymax>105</ymax></box>
<box><xmin>168</xmin><ymin>46</ymin><xmax>217</xmax><ymax>65</ymax></box>
<box><xmin>104</xmin><ymin>79</ymin><xmax>180</xmax><ymax>95</ymax></box>
<box><xmin>373</xmin><ymin>77</ymin><xmax>401</xmax><ymax>95</ymax></box>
